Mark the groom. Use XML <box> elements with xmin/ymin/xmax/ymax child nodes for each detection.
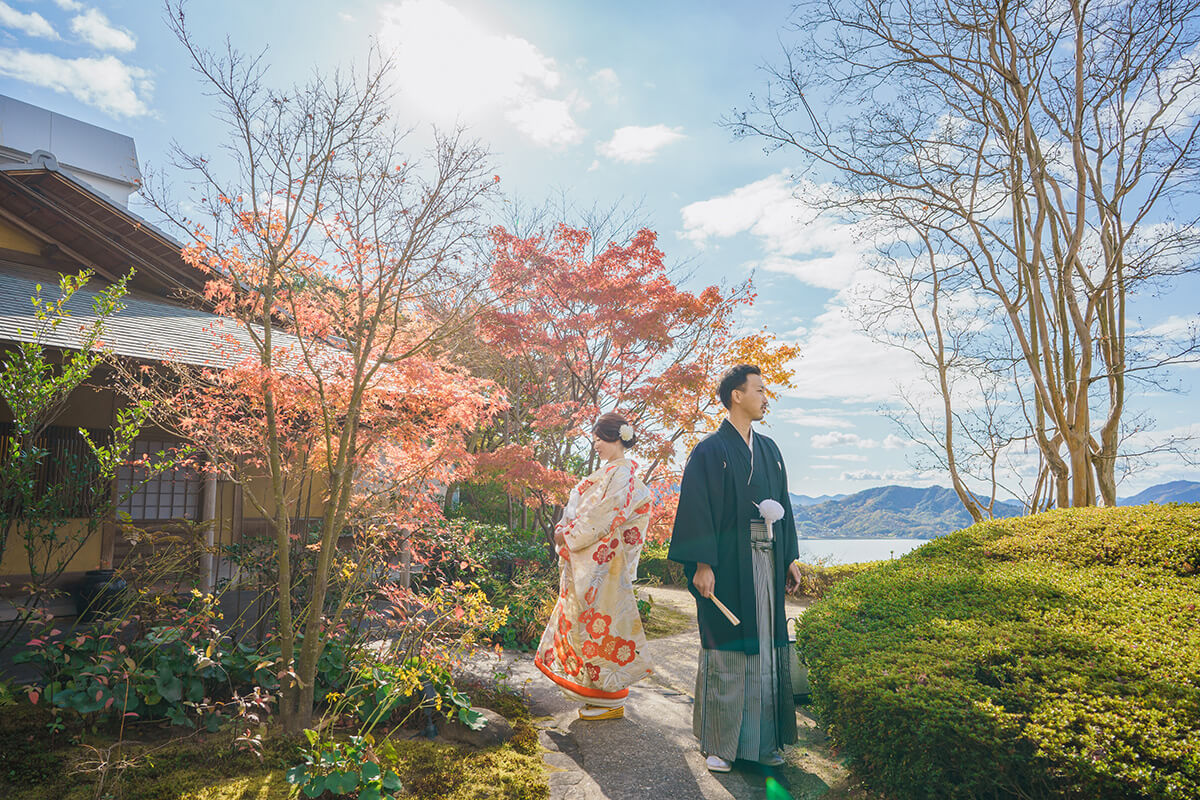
<box><xmin>669</xmin><ymin>364</ymin><xmax>801</xmax><ymax>772</ymax></box>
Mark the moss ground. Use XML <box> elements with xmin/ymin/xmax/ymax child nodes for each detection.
<box><xmin>0</xmin><ymin>681</ymin><xmax>548</xmax><ymax>800</ymax></box>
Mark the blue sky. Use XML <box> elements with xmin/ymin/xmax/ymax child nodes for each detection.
<box><xmin>1</xmin><ymin>0</ymin><xmax>1197</xmax><ymax>499</ymax></box>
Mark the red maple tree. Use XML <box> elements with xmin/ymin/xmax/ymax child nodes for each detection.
<box><xmin>472</xmin><ymin>223</ymin><xmax>798</xmax><ymax>543</ymax></box>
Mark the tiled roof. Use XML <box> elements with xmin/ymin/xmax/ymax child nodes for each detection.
<box><xmin>0</xmin><ymin>260</ymin><xmax>296</xmax><ymax>369</ymax></box>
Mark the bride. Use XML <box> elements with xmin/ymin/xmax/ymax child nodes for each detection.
<box><xmin>534</xmin><ymin>412</ymin><xmax>654</xmax><ymax>719</ymax></box>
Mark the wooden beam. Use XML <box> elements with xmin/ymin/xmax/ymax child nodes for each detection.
<box><xmin>0</xmin><ymin>202</ymin><xmax>121</xmax><ymax>284</ymax></box>
<box><xmin>6</xmin><ymin>174</ymin><xmax>189</xmax><ymax>292</ymax></box>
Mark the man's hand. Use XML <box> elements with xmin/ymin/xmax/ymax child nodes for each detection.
<box><xmin>554</xmin><ymin>529</ymin><xmax>566</xmax><ymax>548</ymax></box>
<box><xmin>785</xmin><ymin>560</ymin><xmax>803</xmax><ymax>594</ymax></box>
<box><xmin>693</xmin><ymin>562</ymin><xmax>715</xmax><ymax>598</ymax></box>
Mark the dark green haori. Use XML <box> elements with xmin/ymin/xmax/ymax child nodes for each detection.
<box><xmin>670</xmin><ymin>419</ymin><xmax>800</xmax><ymax>761</ymax></box>
<box><xmin>668</xmin><ymin>420</ymin><xmax>800</xmax><ymax>652</ymax></box>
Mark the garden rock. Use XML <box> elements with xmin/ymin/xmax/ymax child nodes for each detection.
<box><xmin>436</xmin><ymin>707</ymin><xmax>513</xmax><ymax>748</ymax></box>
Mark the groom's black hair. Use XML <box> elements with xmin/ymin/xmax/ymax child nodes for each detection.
<box><xmin>718</xmin><ymin>364</ymin><xmax>762</xmax><ymax>409</ymax></box>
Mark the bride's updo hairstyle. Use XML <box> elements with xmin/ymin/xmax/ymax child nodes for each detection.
<box><xmin>593</xmin><ymin>412</ymin><xmax>637</xmax><ymax>450</ymax></box>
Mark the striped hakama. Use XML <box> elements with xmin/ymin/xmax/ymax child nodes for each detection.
<box><xmin>693</xmin><ymin>520</ymin><xmax>795</xmax><ymax>762</ymax></box>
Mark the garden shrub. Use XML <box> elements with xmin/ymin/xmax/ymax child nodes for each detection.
<box><xmin>637</xmin><ymin>540</ymin><xmax>687</xmax><ymax>586</ymax></box>
<box><xmin>341</xmin><ymin>657</ymin><xmax>484</xmax><ymax>732</ymax></box>
<box><xmin>419</xmin><ymin>519</ymin><xmax>557</xmax><ymax>648</ymax></box>
<box><xmin>789</xmin><ymin>559</ymin><xmax>882</xmax><ymax>599</ymax></box>
<box><xmin>287</xmin><ymin>731</ymin><xmax>404</xmax><ymax>800</ymax></box>
<box><xmin>797</xmin><ymin>504</ymin><xmax>1200</xmax><ymax>800</ymax></box>
<box><xmin>14</xmin><ymin>591</ymin><xmax>362</xmax><ymax>731</ymax></box>
<box><xmin>479</xmin><ymin>564</ymin><xmax>558</xmax><ymax>649</ymax></box>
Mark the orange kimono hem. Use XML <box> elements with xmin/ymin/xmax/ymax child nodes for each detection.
<box><xmin>534</xmin><ymin>656</ymin><xmax>630</xmax><ymax>701</ymax></box>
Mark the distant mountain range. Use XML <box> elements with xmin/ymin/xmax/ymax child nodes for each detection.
<box><xmin>791</xmin><ymin>492</ymin><xmax>847</xmax><ymax>507</ymax></box>
<box><xmin>1117</xmin><ymin>480</ymin><xmax>1200</xmax><ymax>506</ymax></box>
<box><xmin>790</xmin><ymin>480</ymin><xmax>1200</xmax><ymax>539</ymax></box>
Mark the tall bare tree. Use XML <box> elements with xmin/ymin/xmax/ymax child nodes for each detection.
<box><xmin>731</xmin><ymin>0</ymin><xmax>1200</xmax><ymax>509</ymax></box>
<box><xmin>133</xmin><ymin>3</ymin><xmax>499</xmax><ymax>732</ymax></box>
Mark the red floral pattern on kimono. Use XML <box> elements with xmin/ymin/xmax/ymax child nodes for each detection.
<box><xmin>534</xmin><ymin>457</ymin><xmax>653</xmax><ymax>701</ymax></box>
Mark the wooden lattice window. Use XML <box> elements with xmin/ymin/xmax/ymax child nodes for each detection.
<box><xmin>116</xmin><ymin>439</ymin><xmax>201</xmax><ymax>521</ymax></box>
<box><xmin>0</xmin><ymin>421</ymin><xmax>109</xmax><ymax>516</ymax></box>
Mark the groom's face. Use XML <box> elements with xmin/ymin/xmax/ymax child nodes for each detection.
<box><xmin>733</xmin><ymin>373</ymin><xmax>768</xmax><ymax>421</ymax></box>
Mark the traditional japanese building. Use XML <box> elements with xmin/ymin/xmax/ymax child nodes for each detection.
<box><xmin>0</xmin><ymin>95</ymin><xmax>316</xmax><ymax>612</ymax></box>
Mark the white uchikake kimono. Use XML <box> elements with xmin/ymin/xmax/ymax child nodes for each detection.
<box><xmin>534</xmin><ymin>457</ymin><xmax>653</xmax><ymax>707</ymax></box>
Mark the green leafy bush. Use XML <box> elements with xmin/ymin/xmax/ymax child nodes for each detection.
<box><xmin>419</xmin><ymin>519</ymin><xmax>556</xmax><ymax>648</ymax></box>
<box><xmin>342</xmin><ymin>658</ymin><xmax>484</xmax><ymax>732</ymax></box>
<box><xmin>797</xmin><ymin>504</ymin><xmax>1200</xmax><ymax>800</ymax></box>
<box><xmin>479</xmin><ymin>564</ymin><xmax>557</xmax><ymax>649</ymax></box>
<box><xmin>789</xmin><ymin>559</ymin><xmax>881</xmax><ymax>599</ymax></box>
<box><xmin>637</xmin><ymin>540</ymin><xmax>687</xmax><ymax>586</ymax></box>
<box><xmin>15</xmin><ymin>593</ymin><xmax>362</xmax><ymax>731</ymax></box>
<box><xmin>287</xmin><ymin>731</ymin><xmax>403</xmax><ymax>800</ymax></box>
<box><xmin>16</xmin><ymin>593</ymin><xmax>231</xmax><ymax>731</ymax></box>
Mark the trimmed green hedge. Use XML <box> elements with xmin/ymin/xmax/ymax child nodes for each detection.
<box><xmin>797</xmin><ymin>504</ymin><xmax>1200</xmax><ymax>800</ymax></box>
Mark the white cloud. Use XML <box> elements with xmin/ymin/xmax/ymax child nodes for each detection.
<box><xmin>779</xmin><ymin>409</ymin><xmax>856</xmax><ymax>429</ymax></box>
<box><xmin>0</xmin><ymin>2</ymin><xmax>58</xmax><ymax>39</ymax></box>
<box><xmin>1144</xmin><ymin>314</ymin><xmax>1198</xmax><ymax>338</ymax></box>
<box><xmin>70</xmin><ymin>8</ymin><xmax>135</xmax><ymax>52</ymax></box>
<box><xmin>0</xmin><ymin>49</ymin><xmax>152</xmax><ymax>117</ymax></box>
<box><xmin>680</xmin><ymin>175</ymin><xmax>930</xmax><ymax>406</ymax></box>
<box><xmin>841</xmin><ymin>468</ymin><xmax>941</xmax><ymax>484</ymax></box>
<box><xmin>883</xmin><ymin>434</ymin><xmax>914</xmax><ymax>449</ymax></box>
<box><xmin>815</xmin><ymin>453</ymin><xmax>869</xmax><ymax>462</ymax></box>
<box><xmin>1113</xmin><ymin>422</ymin><xmax>1200</xmax><ymax>496</ymax></box>
<box><xmin>811</xmin><ymin>431</ymin><xmax>878</xmax><ymax>449</ymax></box>
<box><xmin>777</xmin><ymin>264</ymin><xmax>934</xmax><ymax>405</ymax></box>
<box><xmin>506</xmin><ymin>95</ymin><xmax>584</xmax><ymax>148</ymax></box>
<box><xmin>596</xmin><ymin>124</ymin><xmax>685</xmax><ymax>164</ymax></box>
<box><xmin>680</xmin><ymin>171</ymin><xmax>876</xmax><ymax>291</ymax></box>
<box><xmin>590</xmin><ymin>67</ymin><xmax>619</xmax><ymax>103</ymax></box>
<box><xmin>379</xmin><ymin>0</ymin><xmax>584</xmax><ymax>149</ymax></box>
<box><xmin>52</xmin><ymin>0</ymin><xmax>83</xmax><ymax>9</ymax></box>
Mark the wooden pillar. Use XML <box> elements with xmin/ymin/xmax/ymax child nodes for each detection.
<box><xmin>99</xmin><ymin>389</ymin><xmax>119</xmax><ymax>570</ymax></box>
<box><xmin>99</xmin><ymin>489</ymin><xmax>118</xmax><ymax>569</ymax></box>
<box><xmin>199</xmin><ymin>474</ymin><xmax>218</xmax><ymax>592</ymax></box>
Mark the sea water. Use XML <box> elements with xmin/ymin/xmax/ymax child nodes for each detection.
<box><xmin>796</xmin><ymin>538</ymin><xmax>929</xmax><ymax>565</ymax></box>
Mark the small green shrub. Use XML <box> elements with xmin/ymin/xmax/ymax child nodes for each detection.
<box><xmin>789</xmin><ymin>559</ymin><xmax>882</xmax><ymax>599</ymax></box>
<box><xmin>638</xmin><ymin>541</ymin><xmax>687</xmax><ymax>586</ymax></box>
<box><xmin>415</xmin><ymin>519</ymin><xmax>557</xmax><ymax>649</ymax></box>
<box><xmin>479</xmin><ymin>564</ymin><xmax>557</xmax><ymax>649</ymax></box>
<box><xmin>342</xmin><ymin>657</ymin><xmax>485</xmax><ymax>732</ymax></box>
<box><xmin>287</xmin><ymin>731</ymin><xmax>403</xmax><ymax>800</ymax></box>
<box><xmin>16</xmin><ymin>593</ymin><xmax>231</xmax><ymax>731</ymax></box>
<box><xmin>15</xmin><ymin>593</ymin><xmax>362</xmax><ymax>731</ymax></box>
<box><xmin>797</xmin><ymin>504</ymin><xmax>1200</xmax><ymax>800</ymax></box>
<box><xmin>635</xmin><ymin>590</ymin><xmax>652</xmax><ymax>624</ymax></box>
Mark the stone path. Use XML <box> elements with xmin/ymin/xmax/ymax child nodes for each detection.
<box><xmin>495</xmin><ymin>586</ymin><xmax>855</xmax><ymax>800</ymax></box>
